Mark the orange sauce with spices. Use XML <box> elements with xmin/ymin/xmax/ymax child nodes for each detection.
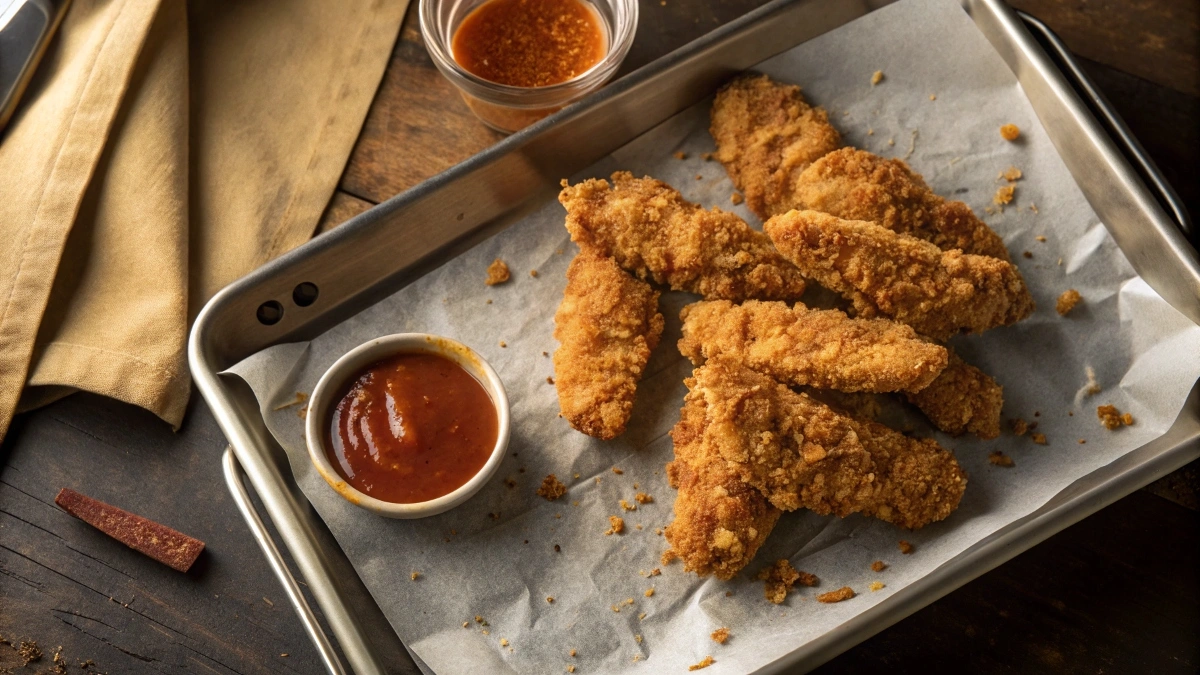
<box><xmin>451</xmin><ymin>0</ymin><xmax>608</xmax><ymax>88</ymax></box>
<box><xmin>327</xmin><ymin>353</ymin><xmax>498</xmax><ymax>504</ymax></box>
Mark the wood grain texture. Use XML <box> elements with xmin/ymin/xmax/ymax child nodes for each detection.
<box><xmin>1009</xmin><ymin>0</ymin><xmax>1199</xmax><ymax>97</ymax></box>
<box><xmin>316</xmin><ymin>191</ymin><xmax>374</xmax><ymax>235</ymax></box>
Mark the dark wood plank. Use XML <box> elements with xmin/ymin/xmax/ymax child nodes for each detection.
<box><xmin>0</xmin><ymin>394</ymin><xmax>325</xmax><ymax>675</ymax></box>
<box><xmin>317</xmin><ymin>190</ymin><xmax>374</xmax><ymax>235</ymax></box>
<box><xmin>819</xmin><ymin>490</ymin><xmax>1200</xmax><ymax>674</ymax></box>
<box><xmin>1009</xmin><ymin>0</ymin><xmax>1199</xmax><ymax>98</ymax></box>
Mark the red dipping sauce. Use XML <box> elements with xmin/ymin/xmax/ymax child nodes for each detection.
<box><xmin>327</xmin><ymin>352</ymin><xmax>498</xmax><ymax>504</ymax></box>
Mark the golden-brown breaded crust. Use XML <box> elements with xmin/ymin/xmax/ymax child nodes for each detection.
<box><xmin>679</xmin><ymin>299</ymin><xmax>948</xmax><ymax>394</ymax></box>
<box><xmin>560</xmin><ymin>172</ymin><xmax>809</xmax><ymax>302</ymax></box>
<box><xmin>710</xmin><ymin>74</ymin><xmax>841</xmax><ymax>220</ymax></box>
<box><xmin>792</xmin><ymin>148</ymin><xmax>1012</xmax><ymax>260</ymax></box>
<box><xmin>664</xmin><ymin>394</ymin><xmax>781</xmax><ymax>580</ymax></box>
<box><xmin>553</xmin><ymin>249</ymin><xmax>665</xmax><ymax>439</ymax></box>
<box><xmin>693</xmin><ymin>359</ymin><xmax>967</xmax><ymax>528</ymax></box>
<box><xmin>765</xmin><ymin>210</ymin><xmax>1034</xmax><ymax>341</ymax></box>
<box><xmin>906</xmin><ymin>349</ymin><xmax>1003</xmax><ymax>439</ymax></box>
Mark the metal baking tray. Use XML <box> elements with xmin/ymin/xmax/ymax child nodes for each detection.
<box><xmin>190</xmin><ymin>1</ymin><xmax>1200</xmax><ymax>672</ymax></box>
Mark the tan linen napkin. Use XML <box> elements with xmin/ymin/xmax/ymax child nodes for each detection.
<box><xmin>0</xmin><ymin>0</ymin><xmax>408</xmax><ymax>439</ymax></box>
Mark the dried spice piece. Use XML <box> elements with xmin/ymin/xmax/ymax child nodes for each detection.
<box><xmin>55</xmin><ymin>488</ymin><xmax>204</xmax><ymax>572</ymax></box>
<box><xmin>537</xmin><ymin>474</ymin><xmax>567</xmax><ymax>501</ymax></box>
<box><xmin>485</xmin><ymin>259</ymin><xmax>511</xmax><ymax>285</ymax></box>
<box><xmin>1056</xmin><ymin>289</ymin><xmax>1082</xmax><ymax>316</ymax></box>
<box><xmin>817</xmin><ymin>587</ymin><xmax>856</xmax><ymax>603</ymax></box>
<box><xmin>711</xmin><ymin>627</ymin><xmax>730</xmax><ymax>644</ymax></box>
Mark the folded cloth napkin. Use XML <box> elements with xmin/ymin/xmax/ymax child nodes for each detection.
<box><xmin>0</xmin><ymin>0</ymin><xmax>408</xmax><ymax>439</ymax></box>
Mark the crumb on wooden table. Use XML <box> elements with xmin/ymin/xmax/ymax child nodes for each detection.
<box><xmin>871</xmin><ymin>560</ymin><xmax>887</xmax><ymax>572</ymax></box>
<box><xmin>605</xmin><ymin>516</ymin><xmax>625</xmax><ymax>535</ymax></box>
<box><xmin>869</xmin><ymin>581</ymin><xmax>885</xmax><ymax>592</ymax></box>
<box><xmin>817</xmin><ymin>587</ymin><xmax>856</xmax><ymax>603</ymax></box>
<box><xmin>485</xmin><ymin>259</ymin><xmax>511</xmax><ymax>285</ymax></box>
<box><xmin>537</xmin><ymin>474</ymin><xmax>567</xmax><ymax>501</ymax></box>
<box><xmin>689</xmin><ymin>655</ymin><xmax>715</xmax><ymax>671</ymax></box>
<box><xmin>711</xmin><ymin>627</ymin><xmax>730</xmax><ymax>644</ymax></box>
<box><xmin>988</xmin><ymin>451</ymin><xmax>1015</xmax><ymax>467</ymax></box>
<box><xmin>1057</xmin><ymin>289</ymin><xmax>1082</xmax><ymax>316</ymax></box>
<box><xmin>756</xmin><ymin>559</ymin><xmax>801</xmax><ymax>604</ymax></box>
<box><xmin>1000</xmin><ymin>123</ymin><xmax>1020</xmax><ymax>141</ymax></box>
<box><xmin>635</xmin><ymin>493</ymin><xmax>653</xmax><ymax>504</ymax></box>
<box><xmin>898</xmin><ymin>540</ymin><xmax>914</xmax><ymax>555</ymax></box>
<box><xmin>1011</xmin><ymin>418</ymin><xmax>1029</xmax><ymax>436</ymax></box>
<box><xmin>871</xmin><ymin>70</ymin><xmax>884</xmax><ymax>85</ymax></box>
<box><xmin>1032</xmin><ymin>433</ymin><xmax>1047</xmax><ymax>445</ymax></box>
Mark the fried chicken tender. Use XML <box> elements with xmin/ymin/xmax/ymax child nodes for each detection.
<box><xmin>765</xmin><ymin>210</ymin><xmax>1034</xmax><ymax>341</ymax></box>
<box><xmin>710</xmin><ymin>74</ymin><xmax>841</xmax><ymax>220</ymax></box>
<box><xmin>559</xmin><ymin>172</ymin><xmax>808</xmax><ymax>301</ymax></box>
<box><xmin>905</xmin><ymin>349</ymin><xmax>1003</xmax><ymax>439</ymax></box>
<box><xmin>553</xmin><ymin>250</ymin><xmax>665</xmax><ymax>439</ymax></box>
<box><xmin>791</xmin><ymin>148</ymin><xmax>1011</xmax><ymax>260</ymax></box>
<box><xmin>664</xmin><ymin>394</ymin><xmax>781</xmax><ymax>580</ymax></box>
<box><xmin>693</xmin><ymin>359</ymin><xmax>967</xmax><ymax>528</ymax></box>
<box><xmin>678</xmin><ymin>300</ymin><xmax>947</xmax><ymax>394</ymax></box>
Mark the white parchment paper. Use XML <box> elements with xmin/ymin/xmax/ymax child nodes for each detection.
<box><xmin>226</xmin><ymin>0</ymin><xmax>1200</xmax><ymax>671</ymax></box>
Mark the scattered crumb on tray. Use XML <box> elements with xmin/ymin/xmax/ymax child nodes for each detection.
<box><xmin>605</xmin><ymin>516</ymin><xmax>625</xmax><ymax>535</ymax></box>
<box><xmin>898</xmin><ymin>540</ymin><xmax>915</xmax><ymax>555</ymax></box>
<box><xmin>530</xmin><ymin>269</ymin><xmax>539</xmax><ymax>278</ymax></box>
<box><xmin>1011</xmin><ymin>418</ymin><xmax>1029</xmax><ymax>436</ymax></box>
<box><xmin>673</xmin><ymin>151</ymin><xmax>687</xmax><ymax>160</ymax></box>
<box><xmin>547</xmin><ymin>596</ymin><xmax>555</xmax><ymax>603</ymax></box>
<box><xmin>634</xmin><ymin>493</ymin><xmax>653</xmax><ymax>504</ymax></box>
<box><xmin>869</xmin><ymin>581</ymin><xmax>885</xmax><ymax>592</ymax></box>
<box><xmin>1001</xmin><ymin>166</ymin><xmax>1022</xmax><ymax>182</ymax></box>
<box><xmin>500</xmin><ymin>638</ymin><xmax>509</xmax><ymax>647</ymax></box>
<box><xmin>871</xmin><ymin>560</ymin><xmax>887</xmax><ymax>572</ymax></box>
<box><xmin>994</xmin><ymin>185</ymin><xmax>1015</xmax><ymax>206</ymax></box>
<box><xmin>1023</xmin><ymin>251</ymin><xmax>1033</xmax><ymax>259</ymax></box>
<box><xmin>689</xmin><ymin>655</ymin><xmax>715</xmax><ymax>671</ymax></box>
<box><xmin>620</xmin><ymin>499</ymin><xmax>636</xmax><ymax>512</ymax></box>
<box><xmin>929</xmin><ymin>94</ymin><xmax>937</xmax><ymax>100</ymax></box>
<box><xmin>817</xmin><ymin>587</ymin><xmax>856</xmax><ymax>603</ymax></box>
<box><xmin>537</xmin><ymin>475</ymin><xmax>567</xmax><ymax>501</ymax></box>
<box><xmin>1057</xmin><ymin>289</ymin><xmax>1082</xmax><ymax>316</ymax></box>
<box><xmin>988</xmin><ymin>451</ymin><xmax>1014</xmax><ymax>467</ymax></box>
<box><xmin>645</xmin><ymin>588</ymin><xmax>654</xmax><ymax>597</ymax></box>
<box><xmin>756</xmin><ymin>559</ymin><xmax>801</xmax><ymax>604</ymax></box>
<box><xmin>546</xmin><ymin>376</ymin><xmax>555</xmax><ymax>384</ymax></box>
<box><xmin>731</xmin><ymin>192</ymin><xmax>744</xmax><ymax>205</ymax></box>
<box><xmin>1036</xmin><ymin>235</ymin><xmax>1046</xmax><ymax>242</ymax></box>
<box><xmin>1032</xmin><ymin>433</ymin><xmax>1047</xmax><ymax>445</ymax></box>
<box><xmin>1098</xmin><ymin>404</ymin><xmax>1135</xmax><ymax>429</ymax></box>
<box><xmin>1000</xmin><ymin>123</ymin><xmax>1020</xmax><ymax>141</ymax></box>
<box><xmin>711</xmin><ymin>627</ymin><xmax>730</xmax><ymax>644</ymax></box>
<box><xmin>611</xmin><ymin>467</ymin><xmax>624</xmax><ymax>475</ymax></box>
<box><xmin>1082</xmin><ymin>366</ymin><xmax>1102</xmax><ymax>397</ymax></box>
<box><xmin>410</xmin><ymin>571</ymin><xmax>420</xmax><ymax>580</ymax></box>
<box><xmin>485</xmin><ymin>259</ymin><xmax>511</xmax><ymax>285</ymax></box>
<box><xmin>871</xmin><ymin>70</ymin><xmax>884</xmax><ymax>85</ymax></box>
<box><xmin>567</xmin><ymin>666</ymin><xmax>576</xmax><ymax>673</ymax></box>
<box><xmin>499</xmin><ymin>341</ymin><xmax>507</xmax><ymax>348</ymax></box>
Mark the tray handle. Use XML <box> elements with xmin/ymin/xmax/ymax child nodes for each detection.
<box><xmin>222</xmin><ymin>448</ymin><xmax>348</xmax><ymax>675</ymax></box>
<box><xmin>1016</xmin><ymin>10</ymin><xmax>1193</xmax><ymax>239</ymax></box>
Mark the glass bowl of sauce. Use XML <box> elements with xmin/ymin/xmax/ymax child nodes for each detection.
<box><xmin>305</xmin><ymin>334</ymin><xmax>510</xmax><ymax>518</ymax></box>
<box><xmin>420</xmin><ymin>0</ymin><xmax>638</xmax><ymax>133</ymax></box>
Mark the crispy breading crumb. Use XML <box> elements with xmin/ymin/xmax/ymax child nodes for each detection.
<box><xmin>1000</xmin><ymin>124</ymin><xmax>1020</xmax><ymax>141</ymax></box>
<box><xmin>994</xmin><ymin>185</ymin><xmax>1015</xmax><ymax>206</ymax></box>
<box><xmin>696</xmin><ymin>174</ymin><xmax>703</xmax><ymax>180</ymax></box>
<box><xmin>869</xmin><ymin>581</ymin><xmax>885</xmax><ymax>592</ymax></box>
<box><xmin>634</xmin><ymin>493</ymin><xmax>653</xmax><ymax>504</ymax></box>
<box><xmin>605</xmin><ymin>516</ymin><xmax>625</xmax><ymax>535</ymax></box>
<box><xmin>1022</xmin><ymin>251</ymin><xmax>1033</xmax><ymax>259</ymax></box>
<box><xmin>463</xmin><ymin>621</ymin><xmax>469</xmax><ymax>628</ymax></box>
<box><xmin>929</xmin><ymin>94</ymin><xmax>937</xmax><ymax>100</ymax></box>
<box><xmin>711</xmin><ymin>627</ymin><xmax>730</xmax><ymax>644</ymax></box>
<box><xmin>1083</xmin><ymin>366</ymin><xmax>1102</xmax><ymax>397</ymax></box>
<box><xmin>567</xmin><ymin>666</ymin><xmax>576</xmax><ymax>673</ymax></box>
<box><xmin>620</xmin><ymin>499</ymin><xmax>636</xmax><ymax>512</ymax></box>
<box><xmin>1056</xmin><ymin>289</ymin><xmax>1082</xmax><ymax>316</ymax></box>
<box><xmin>1011</xmin><ymin>418</ymin><xmax>1029</xmax><ymax>436</ymax></box>
<box><xmin>674</xmin><ymin>151</ymin><xmax>687</xmax><ymax>160</ymax></box>
<box><xmin>1036</xmin><ymin>235</ymin><xmax>1046</xmax><ymax>242</ymax></box>
<box><xmin>1032</xmin><ymin>433</ymin><xmax>1047</xmax><ymax>445</ymax></box>
<box><xmin>988</xmin><ymin>451</ymin><xmax>1015</xmax><ymax>467</ymax></box>
<box><xmin>547</xmin><ymin>596</ymin><xmax>555</xmax><ymax>603</ymax></box>
<box><xmin>554</xmin><ymin>544</ymin><xmax>561</xmax><ymax>552</ymax></box>
<box><xmin>689</xmin><ymin>655</ymin><xmax>715</xmax><ymax>671</ymax></box>
<box><xmin>543</xmin><ymin>351</ymin><xmax>549</xmax><ymax>356</ymax></box>
<box><xmin>624</xmin><ymin>598</ymin><xmax>634</xmax><ymax>606</ymax></box>
<box><xmin>871</xmin><ymin>560</ymin><xmax>887</xmax><ymax>572</ymax></box>
<box><xmin>1098</xmin><ymin>404</ymin><xmax>1134</xmax><ymax>429</ymax></box>
<box><xmin>570</xmin><ymin>649</ymin><xmax>577</xmax><ymax>657</ymax></box>
<box><xmin>638</xmin><ymin>612</ymin><xmax>647</xmax><ymax>620</ymax></box>
<box><xmin>538</xmin><ymin>475</ymin><xmax>567</xmax><ymax>501</ymax></box>
<box><xmin>499</xmin><ymin>341</ymin><xmax>507</xmax><ymax>348</ymax></box>
<box><xmin>817</xmin><ymin>587</ymin><xmax>856</xmax><ymax>603</ymax></box>
<box><xmin>546</xmin><ymin>376</ymin><xmax>554</xmax><ymax>384</ymax></box>
<box><xmin>888</xmin><ymin>137</ymin><xmax>895</xmax><ymax>146</ymax></box>
<box><xmin>500</xmin><ymin>638</ymin><xmax>509</xmax><ymax>647</ymax></box>
<box><xmin>644</xmin><ymin>588</ymin><xmax>655</xmax><ymax>597</ymax></box>
<box><xmin>898</xmin><ymin>540</ymin><xmax>914</xmax><ymax>555</ymax></box>
<box><xmin>1122</xmin><ymin>412</ymin><xmax>1134</xmax><ymax>426</ymax></box>
<box><xmin>1079</xmin><ymin>438</ymin><xmax>1087</xmax><ymax>444</ymax></box>
<box><xmin>757</xmin><ymin>559</ymin><xmax>801</xmax><ymax>604</ymax></box>
<box><xmin>485</xmin><ymin>259</ymin><xmax>511</xmax><ymax>285</ymax></box>
<box><xmin>530</xmin><ymin>269</ymin><xmax>539</xmax><ymax>278</ymax></box>
<box><xmin>649</xmin><ymin>568</ymin><xmax>661</xmax><ymax>576</ymax></box>
<box><xmin>796</xmin><ymin>571</ymin><xmax>819</xmax><ymax>587</ymax></box>
<box><xmin>611</xmin><ymin>467</ymin><xmax>624</xmax><ymax>475</ymax></box>
<box><xmin>611</xmin><ymin>604</ymin><xmax>620</xmax><ymax>613</ymax></box>
<box><xmin>871</xmin><ymin>70</ymin><xmax>884</xmax><ymax>85</ymax></box>
<box><xmin>410</xmin><ymin>571</ymin><xmax>420</xmax><ymax>580</ymax></box>
<box><xmin>731</xmin><ymin>192</ymin><xmax>744</xmax><ymax>205</ymax></box>
<box><xmin>1002</xmin><ymin>166</ymin><xmax>1023</xmax><ymax>182</ymax></box>
<box><xmin>635</xmin><ymin>634</ymin><xmax>643</xmax><ymax>644</ymax></box>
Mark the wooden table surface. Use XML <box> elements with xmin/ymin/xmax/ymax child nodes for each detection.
<box><xmin>3</xmin><ymin>0</ymin><xmax>1198</xmax><ymax>672</ymax></box>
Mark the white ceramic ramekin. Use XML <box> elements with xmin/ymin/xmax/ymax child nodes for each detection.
<box><xmin>305</xmin><ymin>333</ymin><xmax>510</xmax><ymax>518</ymax></box>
